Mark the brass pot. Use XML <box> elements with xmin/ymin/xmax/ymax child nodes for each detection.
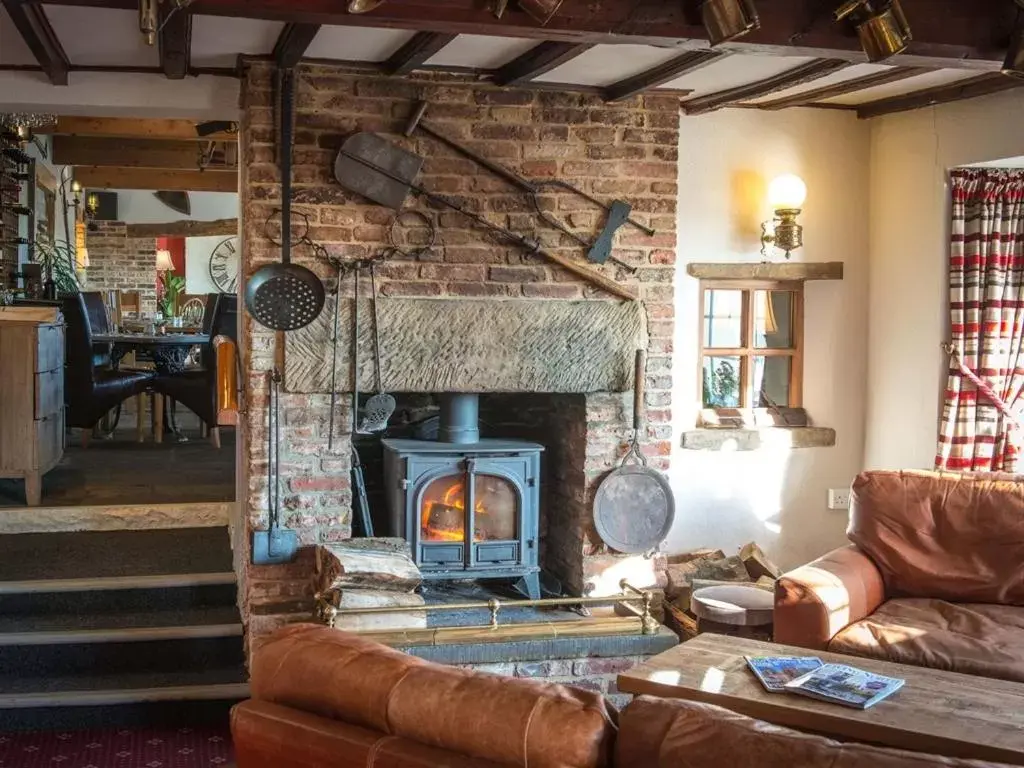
<box><xmin>702</xmin><ymin>0</ymin><xmax>760</xmax><ymax>46</ymax></box>
<box><xmin>348</xmin><ymin>0</ymin><xmax>387</xmax><ymax>12</ymax></box>
<box><xmin>518</xmin><ymin>0</ymin><xmax>565</xmax><ymax>26</ymax></box>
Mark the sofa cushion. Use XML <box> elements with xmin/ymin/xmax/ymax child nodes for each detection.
<box><xmin>849</xmin><ymin>470</ymin><xmax>1024</xmax><ymax>604</ymax></box>
<box><xmin>232</xmin><ymin>700</ymin><xmax>505</xmax><ymax>768</ymax></box>
<box><xmin>616</xmin><ymin>696</ymin><xmax>1014</xmax><ymax>767</ymax></box>
<box><xmin>251</xmin><ymin>624</ymin><xmax>617</xmax><ymax>768</ymax></box>
<box><xmin>829</xmin><ymin>598</ymin><xmax>1024</xmax><ymax>683</ymax></box>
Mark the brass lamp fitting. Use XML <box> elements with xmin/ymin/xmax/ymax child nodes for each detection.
<box><xmin>348</xmin><ymin>0</ymin><xmax>387</xmax><ymax>12</ymax></box>
<box><xmin>139</xmin><ymin>0</ymin><xmax>158</xmax><ymax>45</ymax></box>
<box><xmin>761</xmin><ymin>209</ymin><xmax>804</xmax><ymax>259</ymax></box>
<box><xmin>702</xmin><ymin>0</ymin><xmax>761</xmax><ymax>46</ymax></box>
<box><xmin>834</xmin><ymin>0</ymin><xmax>912</xmax><ymax>62</ymax></box>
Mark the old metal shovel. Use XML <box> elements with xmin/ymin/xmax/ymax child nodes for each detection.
<box><xmin>333</xmin><ymin>132</ymin><xmax>423</xmax><ymax>209</ymax></box>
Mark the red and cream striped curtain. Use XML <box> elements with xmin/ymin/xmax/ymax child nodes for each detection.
<box><xmin>936</xmin><ymin>168</ymin><xmax>1024</xmax><ymax>472</ymax></box>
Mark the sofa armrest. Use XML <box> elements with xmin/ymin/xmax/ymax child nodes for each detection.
<box><xmin>774</xmin><ymin>545</ymin><xmax>885</xmax><ymax>650</ymax></box>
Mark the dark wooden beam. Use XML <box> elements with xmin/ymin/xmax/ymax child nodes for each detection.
<box><xmin>681</xmin><ymin>59</ymin><xmax>850</xmax><ymax>116</ymax></box>
<box><xmin>754</xmin><ymin>66</ymin><xmax>936</xmax><ymax>110</ymax></box>
<box><xmin>856</xmin><ymin>72</ymin><xmax>1024</xmax><ymax>119</ymax></box>
<box><xmin>74</xmin><ymin>167</ymin><xmax>237</xmax><ymax>193</ymax></box>
<box><xmin>494</xmin><ymin>41</ymin><xmax>593</xmax><ymax>87</ymax></box>
<box><xmin>603</xmin><ymin>50</ymin><xmax>726</xmax><ymax>102</ymax></box>
<box><xmin>1</xmin><ymin>0</ymin><xmax>70</xmax><ymax>85</ymax></box>
<box><xmin>54</xmin><ymin>136</ymin><xmax>236</xmax><ymax>170</ymax></box>
<box><xmin>384</xmin><ymin>32</ymin><xmax>457</xmax><ymax>76</ymax></box>
<box><xmin>126</xmin><ymin>218</ymin><xmax>238</xmax><ymax>238</ymax></box>
<box><xmin>29</xmin><ymin>0</ymin><xmax>1016</xmax><ymax>70</ymax></box>
<box><xmin>273</xmin><ymin>23</ymin><xmax>321</xmax><ymax>68</ymax></box>
<box><xmin>157</xmin><ymin>4</ymin><xmax>192</xmax><ymax>80</ymax></box>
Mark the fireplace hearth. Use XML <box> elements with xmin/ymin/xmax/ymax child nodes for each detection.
<box><xmin>381</xmin><ymin>394</ymin><xmax>543</xmax><ymax>599</ymax></box>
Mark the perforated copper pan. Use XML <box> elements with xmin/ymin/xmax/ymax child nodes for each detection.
<box><xmin>592</xmin><ymin>350</ymin><xmax>676</xmax><ymax>554</ymax></box>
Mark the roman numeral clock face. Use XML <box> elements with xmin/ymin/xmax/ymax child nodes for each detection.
<box><xmin>208</xmin><ymin>236</ymin><xmax>239</xmax><ymax>293</ymax></box>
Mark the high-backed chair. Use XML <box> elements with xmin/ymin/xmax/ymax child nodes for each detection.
<box><xmin>62</xmin><ymin>293</ymin><xmax>154</xmax><ymax>446</ymax></box>
<box><xmin>152</xmin><ymin>294</ymin><xmax>237</xmax><ymax>447</ymax></box>
<box><xmin>81</xmin><ymin>290</ymin><xmax>112</xmax><ymax>368</ymax></box>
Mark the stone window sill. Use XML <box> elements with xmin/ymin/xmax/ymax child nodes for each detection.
<box><xmin>681</xmin><ymin>427</ymin><xmax>836</xmax><ymax>451</ymax></box>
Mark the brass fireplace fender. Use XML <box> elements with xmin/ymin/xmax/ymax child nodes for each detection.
<box><xmin>314</xmin><ymin>580</ymin><xmax>661</xmax><ymax>646</ymax></box>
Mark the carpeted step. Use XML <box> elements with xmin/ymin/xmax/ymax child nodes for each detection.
<box><xmin>0</xmin><ymin>582</ymin><xmax>238</xmax><ymax>617</ymax></box>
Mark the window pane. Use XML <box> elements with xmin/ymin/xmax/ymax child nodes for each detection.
<box><xmin>753</xmin><ymin>356</ymin><xmax>791</xmax><ymax>407</ymax></box>
<box><xmin>754</xmin><ymin>291</ymin><xmax>795</xmax><ymax>349</ymax></box>
<box><xmin>474</xmin><ymin>475</ymin><xmax>518</xmax><ymax>541</ymax></box>
<box><xmin>703</xmin><ymin>289</ymin><xmax>743</xmax><ymax>348</ymax></box>
<box><xmin>703</xmin><ymin>356</ymin><xmax>742</xmax><ymax>407</ymax></box>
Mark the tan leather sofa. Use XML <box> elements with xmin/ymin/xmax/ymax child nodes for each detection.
<box><xmin>776</xmin><ymin>469</ymin><xmax>1024</xmax><ymax>682</ymax></box>
<box><xmin>232</xmin><ymin>624</ymin><xmax>1017</xmax><ymax>767</ymax></box>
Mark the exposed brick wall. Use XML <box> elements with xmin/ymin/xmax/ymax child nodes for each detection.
<box><xmin>239</xmin><ymin>61</ymin><xmax>678</xmax><ymax>637</ymax></box>
<box><xmin>83</xmin><ymin>221</ymin><xmax>158</xmax><ymax>313</ymax></box>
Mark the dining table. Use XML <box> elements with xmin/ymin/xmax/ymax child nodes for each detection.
<box><xmin>93</xmin><ymin>332</ymin><xmax>211</xmax><ymax>375</ymax></box>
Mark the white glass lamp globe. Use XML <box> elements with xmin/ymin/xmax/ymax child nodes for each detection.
<box><xmin>768</xmin><ymin>174</ymin><xmax>807</xmax><ymax>210</ymax></box>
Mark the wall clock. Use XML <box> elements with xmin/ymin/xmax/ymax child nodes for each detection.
<box><xmin>208</xmin><ymin>236</ymin><xmax>240</xmax><ymax>293</ymax></box>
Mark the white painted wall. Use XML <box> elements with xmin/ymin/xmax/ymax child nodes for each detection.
<box><xmin>185</xmin><ymin>235</ymin><xmax>231</xmax><ymax>294</ymax></box>
<box><xmin>111</xmin><ymin>190</ymin><xmax>238</xmax><ymax>224</ymax></box>
<box><xmin>668</xmin><ymin>108</ymin><xmax>872</xmax><ymax>571</ymax></box>
<box><xmin>864</xmin><ymin>89</ymin><xmax>1024</xmax><ymax>470</ymax></box>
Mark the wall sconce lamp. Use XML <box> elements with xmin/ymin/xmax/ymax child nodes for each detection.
<box><xmin>85</xmin><ymin>192</ymin><xmax>100</xmax><ymax>219</ymax></box>
<box><xmin>760</xmin><ymin>174</ymin><xmax>807</xmax><ymax>260</ymax></box>
<box><xmin>701</xmin><ymin>0</ymin><xmax>761</xmax><ymax>46</ymax></box>
<box><xmin>834</xmin><ymin>0</ymin><xmax>912</xmax><ymax>62</ymax></box>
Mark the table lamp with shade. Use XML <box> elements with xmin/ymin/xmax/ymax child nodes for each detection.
<box><xmin>156</xmin><ymin>248</ymin><xmax>179</xmax><ymax>320</ymax></box>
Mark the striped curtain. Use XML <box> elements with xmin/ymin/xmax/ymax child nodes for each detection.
<box><xmin>936</xmin><ymin>168</ymin><xmax>1024</xmax><ymax>472</ymax></box>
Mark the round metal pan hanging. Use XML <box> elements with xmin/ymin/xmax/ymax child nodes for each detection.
<box><xmin>592</xmin><ymin>351</ymin><xmax>676</xmax><ymax>554</ymax></box>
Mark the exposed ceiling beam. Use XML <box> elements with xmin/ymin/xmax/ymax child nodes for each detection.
<box><xmin>754</xmin><ymin>66</ymin><xmax>937</xmax><ymax>110</ymax></box>
<box><xmin>1</xmin><ymin>0</ymin><xmax>70</xmax><ymax>85</ymax></box>
<box><xmin>494</xmin><ymin>41</ymin><xmax>593</xmax><ymax>87</ymax></box>
<box><xmin>157</xmin><ymin>4</ymin><xmax>192</xmax><ymax>80</ymax></box>
<box><xmin>681</xmin><ymin>59</ymin><xmax>850</xmax><ymax>116</ymax></box>
<box><xmin>52</xmin><ymin>117</ymin><xmax>237</xmax><ymax>142</ymax></box>
<box><xmin>856</xmin><ymin>72</ymin><xmax>1024</xmax><ymax>119</ymax></box>
<box><xmin>126</xmin><ymin>218</ymin><xmax>238</xmax><ymax>238</ymax></box>
<box><xmin>74</xmin><ymin>167</ymin><xmax>237</xmax><ymax>193</ymax></box>
<box><xmin>30</xmin><ymin>0</ymin><xmax>1016</xmax><ymax>70</ymax></box>
<box><xmin>603</xmin><ymin>50</ymin><xmax>726</xmax><ymax>102</ymax></box>
<box><xmin>54</xmin><ymin>136</ymin><xmax>235</xmax><ymax>170</ymax></box>
<box><xmin>273</xmin><ymin>23</ymin><xmax>321</xmax><ymax>67</ymax></box>
<box><xmin>384</xmin><ymin>32</ymin><xmax>458</xmax><ymax>75</ymax></box>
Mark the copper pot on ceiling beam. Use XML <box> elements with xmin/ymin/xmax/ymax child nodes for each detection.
<box><xmin>701</xmin><ymin>0</ymin><xmax>761</xmax><ymax>46</ymax></box>
<box><xmin>834</xmin><ymin>0</ymin><xmax>913</xmax><ymax>62</ymax></box>
<box><xmin>348</xmin><ymin>0</ymin><xmax>386</xmax><ymax>12</ymax></box>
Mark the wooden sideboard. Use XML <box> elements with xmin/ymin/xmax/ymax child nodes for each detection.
<box><xmin>0</xmin><ymin>309</ymin><xmax>65</xmax><ymax>506</ymax></box>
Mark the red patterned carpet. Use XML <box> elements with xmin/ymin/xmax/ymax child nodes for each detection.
<box><xmin>0</xmin><ymin>726</ymin><xmax>233</xmax><ymax>768</ymax></box>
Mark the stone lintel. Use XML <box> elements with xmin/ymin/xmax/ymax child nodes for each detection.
<box><xmin>686</xmin><ymin>262</ymin><xmax>844</xmax><ymax>281</ymax></box>
<box><xmin>681</xmin><ymin>427</ymin><xmax>837</xmax><ymax>451</ymax></box>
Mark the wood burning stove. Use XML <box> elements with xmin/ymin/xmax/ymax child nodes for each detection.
<box><xmin>381</xmin><ymin>394</ymin><xmax>543</xmax><ymax>599</ymax></box>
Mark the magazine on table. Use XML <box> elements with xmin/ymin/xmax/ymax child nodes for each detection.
<box><xmin>745</xmin><ymin>656</ymin><xmax>824</xmax><ymax>693</ymax></box>
<box><xmin>784</xmin><ymin>663</ymin><xmax>905</xmax><ymax>709</ymax></box>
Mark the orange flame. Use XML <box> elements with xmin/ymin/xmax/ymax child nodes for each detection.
<box><xmin>421</xmin><ymin>477</ymin><xmax>490</xmax><ymax>542</ymax></box>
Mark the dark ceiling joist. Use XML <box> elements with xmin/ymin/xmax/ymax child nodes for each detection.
<box><xmin>856</xmin><ymin>72</ymin><xmax>1024</xmax><ymax>119</ymax></box>
<box><xmin>384</xmin><ymin>31</ymin><xmax>457</xmax><ymax>75</ymax></box>
<box><xmin>681</xmin><ymin>59</ymin><xmax>850</xmax><ymax>116</ymax></box>
<box><xmin>754</xmin><ymin>66</ymin><xmax>936</xmax><ymax>110</ymax></box>
<box><xmin>494</xmin><ymin>41</ymin><xmax>592</xmax><ymax>87</ymax></box>
<box><xmin>1</xmin><ymin>0</ymin><xmax>70</xmax><ymax>85</ymax></box>
<box><xmin>272</xmin><ymin>23</ymin><xmax>321</xmax><ymax>67</ymax></box>
<box><xmin>157</xmin><ymin>4</ymin><xmax>192</xmax><ymax>80</ymax></box>
<box><xmin>53</xmin><ymin>135</ymin><xmax>236</xmax><ymax>170</ymax></box>
<box><xmin>31</xmin><ymin>0</ymin><xmax>1016</xmax><ymax>70</ymax></box>
<box><xmin>603</xmin><ymin>50</ymin><xmax>726</xmax><ymax>102</ymax></box>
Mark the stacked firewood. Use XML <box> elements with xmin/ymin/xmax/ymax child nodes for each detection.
<box><xmin>661</xmin><ymin>542</ymin><xmax>782</xmax><ymax>640</ymax></box>
<box><xmin>313</xmin><ymin>538</ymin><xmax>427</xmax><ymax>631</ymax></box>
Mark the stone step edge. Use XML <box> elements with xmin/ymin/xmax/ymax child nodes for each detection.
<box><xmin>0</xmin><ymin>682</ymin><xmax>250</xmax><ymax>709</ymax></box>
<box><xmin>0</xmin><ymin>623</ymin><xmax>243</xmax><ymax>647</ymax></box>
<box><xmin>0</xmin><ymin>572</ymin><xmax>237</xmax><ymax>595</ymax></box>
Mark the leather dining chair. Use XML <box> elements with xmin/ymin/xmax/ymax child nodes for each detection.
<box><xmin>81</xmin><ymin>291</ymin><xmax>113</xmax><ymax>369</ymax></box>
<box><xmin>152</xmin><ymin>294</ymin><xmax>237</xmax><ymax>448</ymax></box>
<box><xmin>63</xmin><ymin>293</ymin><xmax>155</xmax><ymax>447</ymax></box>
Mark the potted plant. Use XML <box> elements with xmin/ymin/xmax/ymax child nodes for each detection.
<box><xmin>158</xmin><ymin>271</ymin><xmax>185</xmax><ymax>321</ymax></box>
<box><xmin>31</xmin><ymin>239</ymin><xmax>80</xmax><ymax>297</ymax></box>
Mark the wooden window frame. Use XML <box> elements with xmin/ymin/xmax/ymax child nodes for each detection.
<box><xmin>699</xmin><ymin>278</ymin><xmax>804</xmax><ymax>410</ymax></box>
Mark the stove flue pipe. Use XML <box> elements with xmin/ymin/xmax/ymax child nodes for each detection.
<box><xmin>439</xmin><ymin>394</ymin><xmax>480</xmax><ymax>444</ymax></box>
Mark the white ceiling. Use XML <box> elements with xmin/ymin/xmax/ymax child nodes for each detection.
<box><xmin>0</xmin><ymin>7</ymin><xmax>997</xmax><ymax>112</ymax></box>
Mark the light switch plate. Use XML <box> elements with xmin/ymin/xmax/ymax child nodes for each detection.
<box><xmin>828</xmin><ymin>488</ymin><xmax>851</xmax><ymax>510</ymax></box>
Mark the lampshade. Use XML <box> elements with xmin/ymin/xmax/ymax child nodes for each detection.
<box><xmin>768</xmin><ymin>174</ymin><xmax>807</xmax><ymax>210</ymax></box>
<box><xmin>155</xmin><ymin>249</ymin><xmax>175</xmax><ymax>271</ymax></box>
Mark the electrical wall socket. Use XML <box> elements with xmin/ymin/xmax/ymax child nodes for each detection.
<box><xmin>828</xmin><ymin>488</ymin><xmax>851</xmax><ymax>510</ymax></box>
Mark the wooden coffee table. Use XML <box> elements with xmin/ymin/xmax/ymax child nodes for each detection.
<box><xmin>618</xmin><ymin>634</ymin><xmax>1024</xmax><ymax>765</ymax></box>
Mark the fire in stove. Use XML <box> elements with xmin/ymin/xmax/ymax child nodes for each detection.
<box><xmin>421</xmin><ymin>475</ymin><xmax>517</xmax><ymax>543</ymax></box>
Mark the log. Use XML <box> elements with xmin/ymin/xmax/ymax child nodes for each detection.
<box><xmin>740</xmin><ymin>541</ymin><xmax>783</xmax><ymax>580</ymax></box>
<box><xmin>332</xmin><ymin>589</ymin><xmax>427</xmax><ymax>632</ymax></box>
<box><xmin>667</xmin><ymin>548</ymin><xmax>725</xmax><ymax>565</ymax></box>
<box><xmin>315</xmin><ymin>538</ymin><xmax>422</xmax><ymax>594</ymax></box>
<box><xmin>664</xmin><ymin>602</ymin><xmax>698</xmax><ymax>640</ymax></box>
<box><xmin>665</xmin><ymin>553</ymin><xmax>748</xmax><ymax>599</ymax></box>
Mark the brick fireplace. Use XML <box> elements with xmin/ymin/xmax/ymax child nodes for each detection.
<box><xmin>238</xmin><ymin>61</ymin><xmax>678</xmax><ymax>642</ymax></box>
